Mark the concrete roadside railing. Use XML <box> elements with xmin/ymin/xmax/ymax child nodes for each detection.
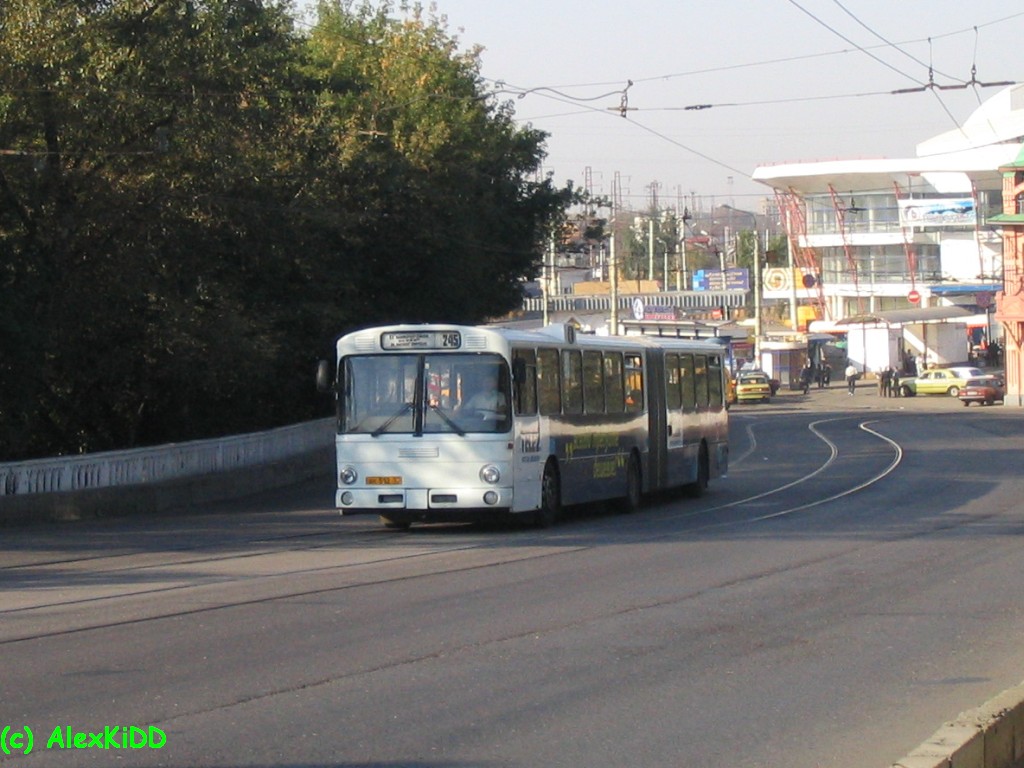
<box><xmin>892</xmin><ymin>680</ymin><xmax>1024</xmax><ymax>768</ymax></box>
<box><xmin>0</xmin><ymin>419</ymin><xmax>335</xmax><ymax>525</ymax></box>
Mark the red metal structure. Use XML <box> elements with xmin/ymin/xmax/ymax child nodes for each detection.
<box><xmin>892</xmin><ymin>181</ymin><xmax>919</xmax><ymax>294</ymax></box>
<box><xmin>774</xmin><ymin>188</ymin><xmax>829</xmax><ymax>323</ymax></box>
<box><xmin>827</xmin><ymin>184</ymin><xmax>865</xmax><ymax>315</ymax></box>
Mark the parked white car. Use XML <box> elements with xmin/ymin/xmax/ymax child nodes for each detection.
<box><xmin>947</xmin><ymin>366</ymin><xmax>1004</xmax><ymax>388</ymax></box>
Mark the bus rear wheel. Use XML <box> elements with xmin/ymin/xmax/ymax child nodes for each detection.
<box><xmin>618</xmin><ymin>453</ymin><xmax>642</xmax><ymax>514</ymax></box>
<box><xmin>534</xmin><ymin>460</ymin><xmax>561</xmax><ymax>528</ymax></box>
<box><xmin>685</xmin><ymin>443</ymin><xmax>710</xmax><ymax>498</ymax></box>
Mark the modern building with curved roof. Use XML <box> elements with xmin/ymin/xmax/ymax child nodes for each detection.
<box><xmin>752</xmin><ymin>84</ymin><xmax>1024</xmax><ymax>403</ymax></box>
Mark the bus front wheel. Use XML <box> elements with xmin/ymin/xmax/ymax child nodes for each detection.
<box><xmin>534</xmin><ymin>460</ymin><xmax>562</xmax><ymax>528</ymax></box>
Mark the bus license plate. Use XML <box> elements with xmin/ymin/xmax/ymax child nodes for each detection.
<box><xmin>367</xmin><ymin>476</ymin><xmax>402</xmax><ymax>485</ymax></box>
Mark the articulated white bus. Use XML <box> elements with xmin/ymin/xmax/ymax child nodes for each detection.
<box><xmin>316</xmin><ymin>323</ymin><xmax>729</xmax><ymax>529</ymax></box>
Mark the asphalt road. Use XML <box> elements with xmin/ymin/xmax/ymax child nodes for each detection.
<box><xmin>3</xmin><ymin>383</ymin><xmax>1024</xmax><ymax>768</ymax></box>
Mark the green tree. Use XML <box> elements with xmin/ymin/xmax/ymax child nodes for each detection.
<box><xmin>1</xmin><ymin>0</ymin><xmax>309</xmax><ymax>456</ymax></box>
<box><xmin>296</xmin><ymin>1</ymin><xmax>568</xmax><ymax>325</ymax></box>
<box><xmin>0</xmin><ymin>0</ymin><xmax>569</xmax><ymax>460</ymax></box>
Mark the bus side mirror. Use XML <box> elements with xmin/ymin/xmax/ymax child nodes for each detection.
<box><xmin>316</xmin><ymin>360</ymin><xmax>333</xmax><ymax>394</ymax></box>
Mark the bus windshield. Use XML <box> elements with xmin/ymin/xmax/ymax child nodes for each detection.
<box><xmin>341</xmin><ymin>353</ymin><xmax>511</xmax><ymax>435</ymax></box>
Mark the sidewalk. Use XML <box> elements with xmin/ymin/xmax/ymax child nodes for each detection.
<box><xmin>757</xmin><ymin>379</ymin><xmax>973</xmax><ymax>412</ymax></box>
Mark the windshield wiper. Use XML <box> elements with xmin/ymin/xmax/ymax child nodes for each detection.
<box><xmin>427</xmin><ymin>403</ymin><xmax>466</xmax><ymax>436</ymax></box>
<box><xmin>371</xmin><ymin>403</ymin><xmax>413</xmax><ymax>437</ymax></box>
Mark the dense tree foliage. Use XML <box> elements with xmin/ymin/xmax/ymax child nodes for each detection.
<box><xmin>0</xmin><ymin>0</ymin><xmax>569</xmax><ymax>460</ymax></box>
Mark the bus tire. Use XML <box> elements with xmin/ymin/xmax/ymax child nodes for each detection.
<box><xmin>534</xmin><ymin>460</ymin><xmax>562</xmax><ymax>528</ymax></box>
<box><xmin>380</xmin><ymin>515</ymin><xmax>411</xmax><ymax>530</ymax></box>
<box><xmin>685</xmin><ymin>443</ymin><xmax>710</xmax><ymax>498</ymax></box>
<box><xmin>618</xmin><ymin>453</ymin><xmax>642</xmax><ymax>514</ymax></box>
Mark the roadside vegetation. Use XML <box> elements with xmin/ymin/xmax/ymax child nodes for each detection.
<box><xmin>0</xmin><ymin>0</ymin><xmax>573</xmax><ymax>459</ymax></box>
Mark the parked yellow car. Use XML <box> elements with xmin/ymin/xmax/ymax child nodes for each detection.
<box><xmin>734</xmin><ymin>371</ymin><xmax>773</xmax><ymax>403</ymax></box>
<box><xmin>899</xmin><ymin>368</ymin><xmax>969</xmax><ymax>397</ymax></box>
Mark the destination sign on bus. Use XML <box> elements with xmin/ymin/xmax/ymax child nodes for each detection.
<box><xmin>381</xmin><ymin>331</ymin><xmax>462</xmax><ymax>350</ymax></box>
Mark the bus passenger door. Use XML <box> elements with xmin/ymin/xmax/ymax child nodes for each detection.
<box><xmin>511</xmin><ymin>349</ymin><xmax>543</xmax><ymax>513</ymax></box>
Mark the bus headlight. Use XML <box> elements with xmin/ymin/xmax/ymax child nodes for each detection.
<box><xmin>483</xmin><ymin>491</ymin><xmax>499</xmax><ymax>505</ymax></box>
<box><xmin>339</xmin><ymin>466</ymin><xmax>358</xmax><ymax>485</ymax></box>
<box><xmin>479</xmin><ymin>464</ymin><xmax>501</xmax><ymax>484</ymax></box>
<box><xmin>340</xmin><ymin>491</ymin><xmax>354</xmax><ymax>506</ymax></box>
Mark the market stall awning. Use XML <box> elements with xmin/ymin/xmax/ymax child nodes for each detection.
<box><xmin>835</xmin><ymin>306</ymin><xmax>973</xmax><ymax>325</ymax></box>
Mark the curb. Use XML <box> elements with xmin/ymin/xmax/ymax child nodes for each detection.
<box><xmin>891</xmin><ymin>681</ymin><xmax>1024</xmax><ymax>768</ymax></box>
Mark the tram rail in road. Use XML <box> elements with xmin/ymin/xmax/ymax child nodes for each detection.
<box><xmin>2</xmin><ymin>386</ymin><xmax>1024</xmax><ymax>767</ymax></box>
<box><xmin>734</xmin><ymin>380</ymin><xmax>1024</xmax><ymax>768</ymax></box>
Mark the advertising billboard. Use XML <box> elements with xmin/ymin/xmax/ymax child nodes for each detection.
<box><xmin>897</xmin><ymin>198</ymin><xmax>975</xmax><ymax>228</ymax></box>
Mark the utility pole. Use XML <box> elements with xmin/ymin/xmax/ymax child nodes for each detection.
<box><xmin>609</xmin><ymin>230</ymin><xmax>619</xmax><ymax>335</ymax></box>
<box><xmin>679</xmin><ymin>207</ymin><xmax>692</xmax><ymax>292</ymax></box>
<box><xmin>678</xmin><ymin>234</ymin><xmax>686</xmax><ymax>291</ymax></box>
<box><xmin>648</xmin><ymin>217</ymin><xmax>655</xmax><ymax>284</ymax></box>
<box><xmin>609</xmin><ymin>173</ymin><xmax>621</xmax><ymax>335</ymax></box>
<box><xmin>754</xmin><ymin>230</ymin><xmax>763</xmax><ymax>365</ymax></box>
<box><xmin>543</xmin><ymin>235</ymin><xmax>554</xmax><ymax>325</ymax></box>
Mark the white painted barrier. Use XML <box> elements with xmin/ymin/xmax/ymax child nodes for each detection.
<box><xmin>0</xmin><ymin>419</ymin><xmax>334</xmax><ymax>497</ymax></box>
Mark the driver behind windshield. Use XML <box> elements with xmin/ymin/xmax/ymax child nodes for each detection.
<box><xmin>458</xmin><ymin>369</ymin><xmax>506</xmax><ymax>415</ymax></box>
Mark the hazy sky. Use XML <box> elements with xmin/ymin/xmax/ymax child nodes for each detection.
<box><xmin>419</xmin><ymin>0</ymin><xmax>1023</xmax><ymax>211</ymax></box>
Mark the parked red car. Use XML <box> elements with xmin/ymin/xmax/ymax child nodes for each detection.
<box><xmin>958</xmin><ymin>378</ymin><xmax>1005</xmax><ymax>407</ymax></box>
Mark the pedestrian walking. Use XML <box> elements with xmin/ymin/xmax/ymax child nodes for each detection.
<box><xmin>820</xmin><ymin>363</ymin><xmax>831</xmax><ymax>388</ymax></box>
<box><xmin>890</xmin><ymin>367</ymin><xmax>901</xmax><ymax>397</ymax></box>
<box><xmin>845</xmin><ymin>363</ymin><xmax>858</xmax><ymax>395</ymax></box>
<box><xmin>799</xmin><ymin>360</ymin><xmax>814</xmax><ymax>394</ymax></box>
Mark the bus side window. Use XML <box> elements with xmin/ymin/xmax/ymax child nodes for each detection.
<box><xmin>666</xmin><ymin>353</ymin><xmax>682</xmax><ymax>410</ymax></box>
<box><xmin>708</xmin><ymin>354</ymin><xmax>724</xmax><ymax>406</ymax></box>
<box><xmin>681</xmin><ymin>353</ymin><xmax>697</xmax><ymax>412</ymax></box>
<box><xmin>625</xmin><ymin>353</ymin><xmax>644</xmax><ymax>412</ymax></box>
<box><xmin>561</xmin><ymin>349</ymin><xmax>583</xmax><ymax>415</ymax></box>
<box><xmin>694</xmin><ymin>354</ymin><xmax>709</xmax><ymax>409</ymax></box>
<box><xmin>583</xmin><ymin>350</ymin><xmax>604</xmax><ymax>414</ymax></box>
<box><xmin>513</xmin><ymin>348</ymin><xmax>537</xmax><ymax>416</ymax></box>
<box><xmin>604</xmin><ymin>352</ymin><xmax>625</xmax><ymax>413</ymax></box>
<box><xmin>537</xmin><ymin>348</ymin><xmax>561</xmax><ymax>416</ymax></box>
